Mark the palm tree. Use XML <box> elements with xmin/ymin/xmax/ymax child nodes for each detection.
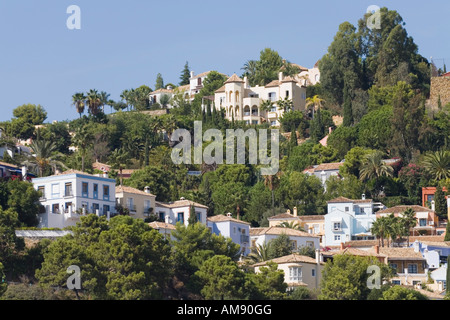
<box><xmin>277</xmin><ymin>97</ymin><xmax>294</xmax><ymax>112</ymax></box>
<box><xmin>245</xmin><ymin>242</ymin><xmax>271</xmax><ymax>264</ymax></box>
<box><xmin>29</xmin><ymin>134</ymin><xmax>66</xmax><ymax>177</ymax></box>
<box><xmin>72</xmin><ymin>125</ymin><xmax>94</xmax><ymax>172</ymax></box>
<box><xmin>359</xmin><ymin>151</ymin><xmax>394</xmax><ymax>181</ymax></box>
<box><xmin>278</xmin><ymin>221</ymin><xmax>305</xmax><ymax>231</ymax></box>
<box><xmin>401</xmin><ymin>208</ymin><xmax>417</xmax><ymax>246</ymax></box>
<box><xmin>109</xmin><ymin>148</ymin><xmax>131</xmax><ymax>186</ymax></box>
<box><xmin>263</xmin><ymin>172</ymin><xmax>281</xmax><ymax>216</ymax></box>
<box><xmin>72</xmin><ymin>93</ymin><xmax>86</xmax><ymax>118</ymax></box>
<box><xmin>259</xmin><ymin>99</ymin><xmax>274</xmax><ymax>117</ymax></box>
<box><xmin>305</xmin><ymin>95</ymin><xmax>325</xmax><ymax>119</ymax></box>
<box><xmin>86</xmin><ymin>89</ymin><xmax>102</xmax><ymax>115</ymax></box>
<box><xmin>371</xmin><ymin>217</ymin><xmax>388</xmax><ymax>247</ymax></box>
<box><xmin>99</xmin><ymin>91</ymin><xmax>110</xmax><ymax>113</ymax></box>
<box><xmin>422</xmin><ymin>150</ymin><xmax>450</xmax><ymax>181</ymax></box>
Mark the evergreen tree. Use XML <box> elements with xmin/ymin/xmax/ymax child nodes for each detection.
<box><xmin>155</xmin><ymin>73</ymin><xmax>164</xmax><ymax>90</ymax></box>
<box><xmin>179</xmin><ymin>61</ymin><xmax>191</xmax><ymax>86</ymax></box>
<box><xmin>435</xmin><ymin>185</ymin><xmax>448</xmax><ymax>219</ymax></box>
<box><xmin>343</xmin><ymin>83</ymin><xmax>353</xmax><ymax>127</ymax></box>
<box><xmin>188</xmin><ymin>205</ymin><xmax>198</xmax><ymax>225</ymax></box>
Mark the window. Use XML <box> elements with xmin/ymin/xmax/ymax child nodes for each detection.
<box><xmin>65</xmin><ymin>202</ymin><xmax>72</xmax><ymax>213</ymax></box>
<box><xmin>285</xmin><ymin>90</ymin><xmax>289</xmax><ymax>98</ymax></box>
<box><xmin>126</xmin><ymin>198</ymin><xmax>135</xmax><ymax>212</ymax></box>
<box><xmin>81</xmin><ymin>202</ymin><xmax>88</xmax><ymax>213</ymax></box>
<box><xmin>51</xmin><ymin>184</ymin><xmax>60</xmax><ymax>198</ymax></box>
<box><xmin>38</xmin><ymin>186</ymin><xmax>45</xmax><ymax>199</ymax></box>
<box><xmin>159</xmin><ymin>212</ymin><xmax>165</xmax><ymax>222</ymax></box>
<box><xmin>196</xmin><ymin>211</ymin><xmax>201</xmax><ymax>222</ymax></box>
<box><xmin>103</xmin><ymin>205</ymin><xmax>110</xmax><ymax>215</ymax></box>
<box><xmin>345</xmin><ymin>207</ymin><xmax>349</xmax><ymax>212</ymax></box>
<box><xmin>419</xmin><ymin>219</ymin><xmax>427</xmax><ymax>227</ymax></box>
<box><xmin>306</xmin><ymin>241</ymin><xmax>314</xmax><ymax>248</ymax></box>
<box><xmin>92</xmin><ymin>203</ymin><xmax>99</xmax><ymax>214</ymax></box>
<box><xmin>103</xmin><ymin>185</ymin><xmax>110</xmax><ymax>200</ymax></box>
<box><xmin>270</xmin><ymin>121</ymin><xmax>277</xmax><ymax>126</ymax></box>
<box><xmin>313</xmin><ymin>224</ymin><xmax>320</xmax><ymax>234</ymax></box>
<box><xmin>333</xmin><ymin>222</ymin><xmax>341</xmax><ymax>231</ymax></box>
<box><xmin>312</xmin><ymin>269</ymin><xmax>316</xmax><ymax>277</ymax></box>
<box><xmin>289</xmin><ymin>267</ymin><xmax>302</xmax><ymax>282</ymax></box>
<box><xmin>177</xmin><ymin>212</ymin><xmax>184</xmax><ymax>224</ymax></box>
<box><xmin>334</xmin><ymin>235</ymin><xmax>341</xmax><ymax>242</ymax></box>
<box><xmin>64</xmin><ymin>183</ymin><xmax>73</xmax><ymax>197</ymax></box>
<box><xmin>144</xmin><ymin>200</ymin><xmax>151</xmax><ymax>212</ymax></box>
<box><xmin>93</xmin><ymin>184</ymin><xmax>98</xmax><ymax>199</ymax></box>
<box><xmin>270</xmin><ymin>106</ymin><xmax>277</xmax><ymax>112</ymax></box>
<box><xmin>82</xmin><ymin>182</ymin><xmax>89</xmax><ymax>197</ymax></box>
<box><xmin>197</xmin><ymin>77</ymin><xmax>202</xmax><ymax>86</ymax></box>
<box><xmin>268</xmin><ymin>92</ymin><xmax>276</xmax><ymax>101</ymax></box>
<box><xmin>392</xmin><ymin>280</ymin><xmax>401</xmax><ymax>285</ymax></box>
<box><xmin>290</xmin><ymin>241</ymin><xmax>297</xmax><ymax>250</ymax></box>
<box><xmin>390</xmin><ymin>263</ymin><xmax>398</xmax><ymax>273</ymax></box>
<box><xmin>408</xmin><ymin>264</ymin><xmax>418</xmax><ymax>274</ymax></box>
<box><xmin>52</xmin><ymin>204</ymin><xmax>60</xmax><ymax>214</ymax></box>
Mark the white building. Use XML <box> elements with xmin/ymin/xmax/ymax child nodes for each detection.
<box><xmin>154</xmin><ymin>198</ymin><xmax>208</xmax><ymax>227</ymax></box>
<box><xmin>250</xmin><ymin>226</ymin><xmax>320</xmax><ymax>251</ymax></box>
<box><xmin>32</xmin><ymin>170</ymin><xmax>116</xmax><ymax>229</ymax></box>
<box><xmin>323</xmin><ymin>196</ymin><xmax>382</xmax><ymax>247</ymax></box>
<box><xmin>214</xmin><ymin>72</ymin><xmax>307</xmax><ymax>127</ymax></box>
<box><xmin>207</xmin><ymin>213</ymin><xmax>251</xmax><ymax>256</ymax></box>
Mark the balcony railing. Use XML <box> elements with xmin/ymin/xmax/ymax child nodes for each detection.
<box><xmin>240</xmin><ymin>235</ymin><xmax>250</xmax><ymax>243</ymax></box>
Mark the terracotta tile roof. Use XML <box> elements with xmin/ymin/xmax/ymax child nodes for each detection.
<box><xmin>290</xmin><ymin>63</ymin><xmax>309</xmax><ymax>72</ymax></box>
<box><xmin>0</xmin><ymin>161</ymin><xmax>19</xmax><ymax>169</ymax></box>
<box><xmin>377</xmin><ymin>205</ymin><xmax>435</xmax><ymax>214</ymax></box>
<box><xmin>344</xmin><ymin>240</ymin><xmax>379</xmax><ymax>247</ymax></box>
<box><xmin>155</xmin><ymin>199</ymin><xmax>208</xmax><ymax>209</ymax></box>
<box><xmin>175</xmin><ymin>84</ymin><xmax>190</xmax><ymax>92</ymax></box>
<box><xmin>192</xmin><ymin>71</ymin><xmax>228</xmax><ymax>79</ymax></box>
<box><xmin>322</xmin><ymin>247</ymin><xmax>382</xmax><ymax>258</ymax></box>
<box><xmin>116</xmin><ymin>185</ymin><xmax>156</xmax><ymax>197</ymax></box>
<box><xmin>376</xmin><ymin>247</ymin><xmax>425</xmax><ymax>260</ymax></box>
<box><xmin>409</xmin><ymin>235</ymin><xmax>445</xmax><ymax>243</ymax></box>
<box><xmin>224</xmin><ymin>74</ymin><xmax>244</xmax><ymax>84</ymax></box>
<box><xmin>215</xmin><ymin>85</ymin><xmax>226</xmax><ymax>93</ymax></box>
<box><xmin>207</xmin><ymin>214</ymin><xmax>251</xmax><ymax>225</ymax></box>
<box><xmin>327</xmin><ymin>196</ymin><xmax>373</xmax><ymax>204</ymax></box>
<box><xmin>148</xmin><ymin>221</ymin><xmax>176</xmax><ymax>230</ymax></box>
<box><xmin>312</xmin><ymin>162</ymin><xmax>344</xmax><ymax>172</ymax></box>
<box><xmin>151</xmin><ymin>88</ymin><xmax>173</xmax><ymax>94</ymax></box>
<box><xmin>265</xmin><ymin>80</ymin><xmax>281</xmax><ymax>87</ymax></box>
<box><xmin>249</xmin><ymin>226</ymin><xmax>319</xmax><ymax>238</ymax></box>
<box><xmin>267</xmin><ymin>213</ymin><xmax>298</xmax><ymax>220</ymax></box>
<box><xmin>281</xmin><ymin>76</ymin><xmax>297</xmax><ymax>83</ymax></box>
<box><xmin>298</xmin><ymin>215</ymin><xmax>325</xmax><ymax>221</ymax></box>
<box><xmin>252</xmin><ymin>253</ymin><xmax>323</xmax><ymax>267</ymax></box>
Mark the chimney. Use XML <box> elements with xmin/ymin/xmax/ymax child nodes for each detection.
<box><xmin>243</xmin><ymin>76</ymin><xmax>249</xmax><ymax>88</ymax></box>
<box><xmin>144</xmin><ymin>186</ymin><xmax>151</xmax><ymax>194</ymax></box>
<box><xmin>315</xmin><ymin>249</ymin><xmax>321</xmax><ymax>264</ymax></box>
<box><xmin>413</xmin><ymin>240</ymin><xmax>420</xmax><ymax>253</ymax></box>
<box><xmin>190</xmin><ymin>71</ymin><xmax>195</xmax><ymax>79</ymax></box>
<box><xmin>293</xmin><ymin>207</ymin><xmax>298</xmax><ymax>217</ymax></box>
<box><xmin>431</xmin><ymin>200</ymin><xmax>435</xmax><ymax>212</ymax></box>
<box><xmin>287</xmin><ymin>209</ymin><xmax>291</xmax><ymax>215</ymax></box>
<box><xmin>278</xmin><ymin>71</ymin><xmax>283</xmax><ymax>82</ymax></box>
<box><xmin>340</xmin><ymin>242</ymin><xmax>345</xmax><ymax>251</ymax></box>
<box><xmin>362</xmin><ymin>193</ymin><xmax>366</xmax><ymax>200</ymax></box>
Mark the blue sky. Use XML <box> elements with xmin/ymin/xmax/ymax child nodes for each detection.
<box><xmin>0</xmin><ymin>0</ymin><xmax>448</xmax><ymax>123</ymax></box>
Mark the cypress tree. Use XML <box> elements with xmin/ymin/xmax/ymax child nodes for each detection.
<box><xmin>206</xmin><ymin>103</ymin><xmax>212</xmax><ymax>123</ymax></box>
<box><xmin>343</xmin><ymin>82</ymin><xmax>353</xmax><ymax>127</ymax></box>
<box><xmin>435</xmin><ymin>185</ymin><xmax>447</xmax><ymax>219</ymax></box>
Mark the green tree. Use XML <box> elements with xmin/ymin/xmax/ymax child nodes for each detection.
<box><xmin>247</xmin><ymin>262</ymin><xmax>287</xmax><ymax>300</ymax></box>
<box><xmin>319</xmin><ymin>254</ymin><xmax>391</xmax><ymax>300</ymax></box>
<box><xmin>0</xmin><ymin>208</ymin><xmax>25</xmax><ymax>275</ymax></box>
<box><xmin>10</xmin><ymin>104</ymin><xmax>48</xmax><ymax>139</ymax></box>
<box><xmin>0</xmin><ymin>263</ymin><xmax>7</xmax><ymax>297</ymax></box>
<box><xmin>434</xmin><ymin>185</ymin><xmax>448</xmax><ymax>219</ymax></box>
<box><xmin>108</xmin><ymin>148</ymin><xmax>131</xmax><ymax>186</ymax></box>
<box><xmin>125</xmin><ymin>165</ymin><xmax>174</xmax><ymax>202</ymax></box>
<box><xmin>422</xmin><ymin>150</ymin><xmax>450</xmax><ymax>182</ymax></box>
<box><xmin>155</xmin><ymin>73</ymin><xmax>164</xmax><ymax>90</ymax></box>
<box><xmin>380</xmin><ymin>285</ymin><xmax>428</xmax><ymax>300</ymax></box>
<box><xmin>72</xmin><ymin>125</ymin><xmax>94</xmax><ymax>172</ymax></box>
<box><xmin>359</xmin><ymin>151</ymin><xmax>394</xmax><ymax>182</ymax></box>
<box><xmin>179</xmin><ymin>61</ymin><xmax>191</xmax><ymax>86</ymax></box>
<box><xmin>72</xmin><ymin>93</ymin><xmax>86</xmax><ymax>118</ymax></box>
<box><xmin>6</xmin><ymin>179</ymin><xmax>41</xmax><ymax>227</ymax></box>
<box><xmin>267</xmin><ymin>234</ymin><xmax>293</xmax><ymax>260</ymax></box>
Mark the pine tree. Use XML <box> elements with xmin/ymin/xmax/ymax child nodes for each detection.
<box><xmin>179</xmin><ymin>61</ymin><xmax>191</xmax><ymax>86</ymax></box>
<box><xmin>155</xmin><ymin>73</ymin><xmax>164</xmax><ymax>90</ymax></box>
<box><xmin>343</xmin><ymin>83</ymin><xmax>353</xmax><ymax>127</ymax></box>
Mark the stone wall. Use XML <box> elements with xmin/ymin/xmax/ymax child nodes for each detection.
<box><xmin>430</xmin><ymin>76</ymin><xmax>450</xmax><ymax>108</ymax></box>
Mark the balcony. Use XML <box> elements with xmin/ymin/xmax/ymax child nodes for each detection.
<box><xmin>240</xmin><ymin>234</ymin><xmax>250</xmax><ymax>243</ymax></box>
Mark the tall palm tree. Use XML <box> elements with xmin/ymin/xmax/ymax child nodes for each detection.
<box><xmin>99</xmin><ymin>91</ymin><xmax>110</xmax><ymax>113</ymax></box>
<box><xmin>305</xmin><ymin>95</ymin><xmax>325</xmax><ymax>119</ymax></box>
<box><xmin>72</xmin><ymin>93</ymin><xmax>86</xmax><ymax>118</ymax></box>
<box><xmin>371</xmin><ymin>217</ymin><xmax>388</xmax><ymax>247</ymax></box>
<box><xmin>109</xmin><ymin>148</ymin><xmax>131</xmax><ymax>186</ymax></box>
<box><xmin>401</xmin><ymin>208</ymin><xmax>417</xmax><ymax>246</ymax></box>
<box><xmin>422</xmin><ymin>150</ymin><xmax>450</xmax><ymax>181</ymax></box>
<box><xmin>359</xmin><ymin>151</ymin><xmax>394</xmax><ymax>181</ymax></box>
<box><xmin>277</xmin><ymin>97</ymin><xmax>294</xmax><ymax>112</ymax></box>
<box><xmin>86</xmin><ymin>89</ymin><xmax>102</xmax><ymax>115</ymax></box>
<box><xmin>259</xmin><ymin>99</ymin><xmax>274</xmax><ymax>116</ymax></box>
<box><xmin>263</xmin><ymin>172</ymin><xmax>281</xmax><ymax>217</ymax></box>
<box><xmin>72</xmin><ymin>125</ymin><xmax>94</xmax><ymax>172</ymax></box>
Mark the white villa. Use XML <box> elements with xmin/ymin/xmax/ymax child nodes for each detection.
<box><xmin>214</xmin><ymin>72</ymin><xmax>307</xmax><ymax>127</ymax></box>
<box><xmin>32</xmin><ymin>170</ymin><xmax>117</xmax><ymax>229</ymax></box>
<box><xmin>250</xmin><ymin>226</ymin><xmax>320</xmax><ymax>251</ymax></box>
<box><xmin>154</xmin><ymin>198</ymin><xmax>208</xmax><ymax>227</ymax></box>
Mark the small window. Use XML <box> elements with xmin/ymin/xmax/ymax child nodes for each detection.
<box><xmin>334</xmin><ymin>235</ymin><xmax>341</xmax><ymax>241</ymax></box>
<box><xmin>64</xmin><ymin>183</ymin><xmax>73</xmax><ymax>197</ymax></box>
<box><xmin>333</xmin><ymin>222</ymin><xmax>341</xmax><ymax>231</ymax></box>
<box><xmin>312</xmin><ymin>269</ymin><xmax>316</xmax><ymax>277</ymax></box>
<box><xmin>408</xmin><ymin>264</ymin><xmax>418</xmax><ymax>274</ymax></box>
<box><xmin>52</xmin><ymin>203</ymin><xmax>60</xmax><ymax>214</ymax></box>
<box><xmin>289</xmin><ymin>267</ymin><xmax>302</xmax><ymax>282</ymax></box>
<box><xmin>82</xmin><ymin>182</ymin><xmax>89</xmax><ymax>197</ymax></box>
<box><xmin>38</xmin><ymin>186</ymin><xmax>45</xmax><ymax>199</ymax></box>
<box><xmin>392</xmin><ymin>280</ymin><xmax>401</xmax><ymax>285</ymax></box>
<box><xmin>103</xmin><ymin>205</ymin><xmax>110</xmax><ymax>215</ymax></box>
<box><xmin>285</xmin><ymin>90</ymin><xmax>289</xmax><ymax>98</ymax></box>
<box><xmin>103</xmin><ymin>185</ymin><xmax>110</xmax><ymax>200</ymax></box>
<box><xmin>345</xmin><ymin>207</ymin><xmax>349</xmax><ymax>212</ymax></box>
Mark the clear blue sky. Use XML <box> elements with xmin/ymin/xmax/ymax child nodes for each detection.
<box><xmin>0</xmin><ymin>0</ymin><xmax>448</xmax><ymax>123</ymax></box>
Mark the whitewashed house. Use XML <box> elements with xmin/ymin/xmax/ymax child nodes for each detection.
<box><xmin>207</xmin><ymin>213</ymin><xmax>251</xmax><ymax>256</ymax></box>
<box><xmin>250</xmin><ymin>226</ymin><xmax>320</xmax><ymax>251</ymax></box>
<box><xmin>154</xmin><ymin>198</ymin><xmax>207</xmax><ymax>227</ymax></box>
<box><xmin>32</xmin><ymin>170</ymin><xmax>116</xmax><ymax>229</ymax></box>
<box><xmin>323</xmin><ymin>196</ymin><xmax>382</xmax><ymax>247</ymax></box>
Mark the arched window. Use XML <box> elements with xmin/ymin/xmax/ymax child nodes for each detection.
<box><xmin>229</xmin><ymin>91</ymin><xmax>233</xmax><ymax>102</ymax></box>
<box><xmin>235</xmin><ymin>91</ymin><xmax>240</xmax><ymax>103</ymax></box>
